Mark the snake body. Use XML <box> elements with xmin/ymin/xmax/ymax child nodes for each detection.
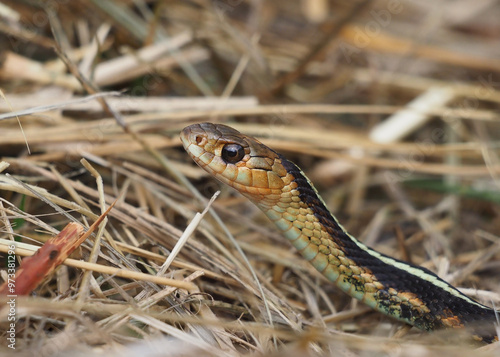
<box><xmin>181</xmin><ymin>122</ymin><xmax>498</xmax><ymax>343</ymax></box>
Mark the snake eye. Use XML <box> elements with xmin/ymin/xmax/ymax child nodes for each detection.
<box><xmin>221</xmin><ymin>144</ymin><xmax>245</xmax><ymax>164</ymax></box>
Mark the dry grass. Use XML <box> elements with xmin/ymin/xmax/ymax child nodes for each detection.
<box><xmin>0</xmin><ymin>0</ymin><xmax>500</xmax><ymax>356</ymax></box>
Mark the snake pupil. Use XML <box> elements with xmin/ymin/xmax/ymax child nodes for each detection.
<box><xmin>221</xmin><ymin>144</ymin><xmax>245</xmax><ymax>164</ymax></box>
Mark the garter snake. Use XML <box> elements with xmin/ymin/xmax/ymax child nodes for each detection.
<box><xmin>180</xmin><ymin>122</ymin><xmax>498</xmax><ymax>343</ymax></box>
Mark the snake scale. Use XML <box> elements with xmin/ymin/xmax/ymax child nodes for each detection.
<box><xmin>181</xmin><ymin>122</ymin><xmax>498</xmax><ymax>343</ymax></box>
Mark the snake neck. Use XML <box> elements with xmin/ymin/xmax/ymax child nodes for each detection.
<box><xmin>258</xmin><ymin>155</ymin><xmax>497</xmax><ymax>342</ymax></box>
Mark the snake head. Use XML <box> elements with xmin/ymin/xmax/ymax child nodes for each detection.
<box><xmin>181</xmin><ymin>123</ymin><xmax>287</xmax><ymax>205</ymax></box>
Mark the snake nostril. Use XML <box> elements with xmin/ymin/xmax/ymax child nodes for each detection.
<box><xmin>195</xmin><ymin>135</ymin><xmax>204</xmax><ymax>145</ymax></box>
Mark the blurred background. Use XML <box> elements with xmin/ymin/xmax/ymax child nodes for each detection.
<box><xmin>0</xmin><ymin>1</ymin><xmax>499</xmax><ymax>356</ymax></box>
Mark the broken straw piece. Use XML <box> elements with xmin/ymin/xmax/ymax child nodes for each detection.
<box><xmin>369</xmin><ymin>87</ymin><xmax>455</xmax><ymax>143</ymax></box>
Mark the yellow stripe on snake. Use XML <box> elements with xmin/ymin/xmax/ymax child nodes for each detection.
<box><xmin>181</xmin><ymin>122</ymin><xmax>499</xmax><ymax>343</ymax></box>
